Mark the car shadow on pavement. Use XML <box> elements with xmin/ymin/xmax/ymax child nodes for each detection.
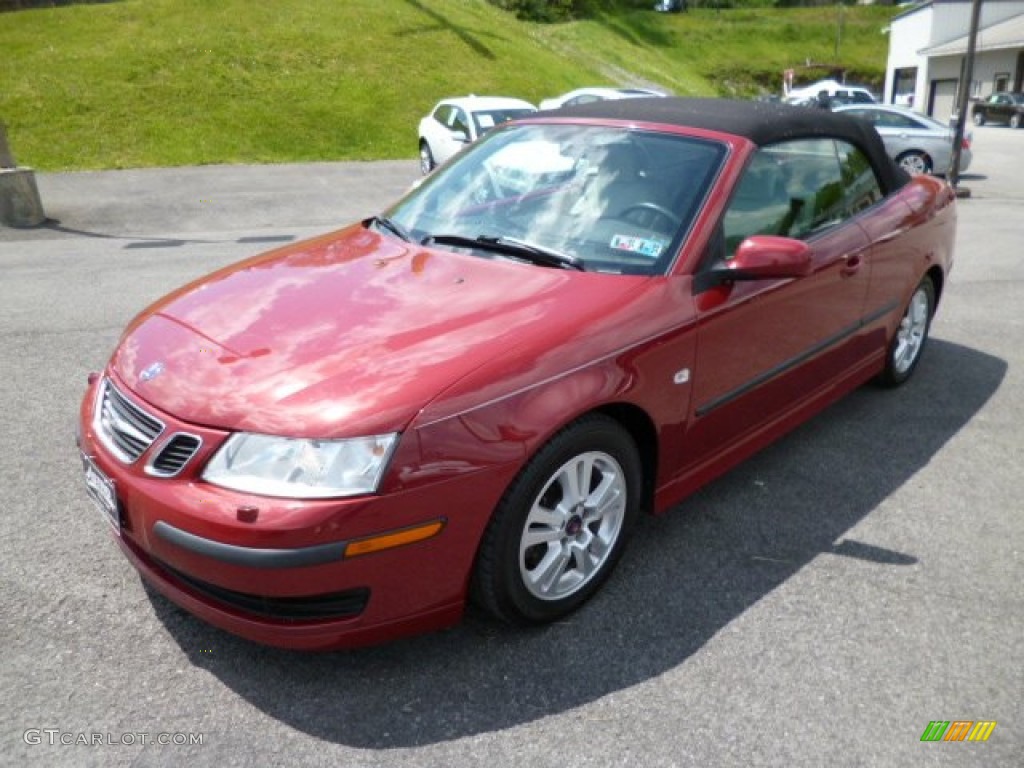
<box><xmin>145</xmin><ymin>337</ymin><xmax>1006</xmax><ymax>748</ymax></box>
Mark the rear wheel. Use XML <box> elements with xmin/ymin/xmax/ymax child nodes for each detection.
<box><xmin>973</xmin><ymin>111</ymin><xmax>985</xmax><ymax>126</ymax></box>
<box><xmin>897</xmin><ymin>150</ymin><xmax>932</xmax><ymax>176</ymax></box>
<box><xmin>472</xmin><ymin>415</ymin><xmax>642</xmax><ymax>625</ymax></box>
<box><xmin>1011</xmin><ymin>113</ymin><xmax>1022</xmax><ymax>129</ymax></box>
<box><xmin>419</xmin><ymin>141</ymin><xmax>435</xmax><ymax>175</ymax></box>
<box><xmin>878</xmin><ymin>276</ymin><xmax>935</xmax><ymax>387</ymax></box>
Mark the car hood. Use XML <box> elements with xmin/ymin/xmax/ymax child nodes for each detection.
<box><xmin>111</xmin><ymin>225</ymin><xmax>644</xmax><ymax>437</ymax></box>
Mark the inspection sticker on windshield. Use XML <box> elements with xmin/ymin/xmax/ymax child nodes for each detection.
<box><xmin>610</xmin><ymin>234</ymin><xmax>666</xmax><ymax>258</ymax></box>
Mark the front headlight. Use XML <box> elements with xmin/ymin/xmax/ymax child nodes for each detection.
<box><xmin>202</xmin><ymin>433</ymin><xmax>398</xmax><ymax>499</ymax></box>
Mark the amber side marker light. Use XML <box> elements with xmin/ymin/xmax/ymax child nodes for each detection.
<box><xmin>344</xmin><ymin>519</ymin><xmax>446</xmax><ymax>558</ymax></box>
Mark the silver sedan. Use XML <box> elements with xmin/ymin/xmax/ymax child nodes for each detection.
<box><xmin>833</xmin><ymin>104</ymin><xmax>972</xmax><ymax>176</ymax></box>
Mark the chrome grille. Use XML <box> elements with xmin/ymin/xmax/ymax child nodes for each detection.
<box><xmin>148</xmin><ymin>434</ymin><xmax>202</xmax><ymax>477</ymax></box>
<box><xmin>95</xmin><ymin>379</ymin><xmax>164</xmax><ymax>463</ymax></box>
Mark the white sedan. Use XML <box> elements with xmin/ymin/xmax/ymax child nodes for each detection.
<box><xmin>538</xmin><ymin>87</ymin><xmax>665</xmax><ymax>111</ymax></box>
<box><xmin>418</xmin><ymin>96</ymin><xmax>536</xmax><ymax>174</ymax></box>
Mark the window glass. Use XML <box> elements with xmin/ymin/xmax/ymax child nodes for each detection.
<box><xmin>836</xmin><ymin>141</ymin><xmax>883</xmax><ymax>214</ymax></box>
<box><xmin>450</xmin><ymin>108</ymin><xmax>470</xmax><ymax>136</ymax></box>
<box><xmin>388</xmin><ymin>123</ymin><xmax>727</xmax><ymax>275</ymax></box>
<box><xmin>722</xmin><ymin>138</ymin><xmax>846</xmax><ymax>256</ymax></box>
<box><xmin>721</xmin><ymin>150</ymin><xmax>792</xmax><ymax>255</ymax></box>
<box><xmin>773</xmin><ymin>139</ymin><xmax>847</xmax><ymax>239</ymax></box>
<box><xmin>843</xmin><ymin>109</ymin><xmax>875</xmax><ymax>124</ymax></box>
<box><xmin>874</xmin><ymin>111</ymin><xmax>919</xmax><ymax>129</ymax></box>
<box><xmin>721</xmin><ymin>138</ymin><xmax>884</xmax><ymax>258</ymax></box>
<box><xmin>470</xmin><ymin>109</ymin><xmax>535</xmax><ymax>137</ymax></box>
<box><xmin>433</xmin><ymin>105</ymin><xmax>453</xmax><ymax>126</ymax></box>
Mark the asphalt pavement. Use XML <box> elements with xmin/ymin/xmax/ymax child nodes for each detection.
<box><xmin>1</xmin><ymin>127</ymin><xmax>1021</xmax><ymax>768</ymax></box>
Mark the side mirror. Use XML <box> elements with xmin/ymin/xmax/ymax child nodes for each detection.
<box><xmin>451</xmin><ymin>130</ymin><xmax>469</xmax><ymax>143</ymax></box>
<box><xmin>719</xmin><ymin>235</ymin><xmax>812</xmax><ymax>281</ymax></box>
<box><xmin>695</xmin><ymin>235</ymin><xmax>812</xmax><ymax>294</ymax></box>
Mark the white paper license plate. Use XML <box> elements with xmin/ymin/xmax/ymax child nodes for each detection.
<box><xmin>81</xmin><ymin>453</ymin><xmax>119</xmax><ymax>534</ymax></box>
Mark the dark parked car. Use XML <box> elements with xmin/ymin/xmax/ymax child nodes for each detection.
<box><xmin>972</xmin><ymin>92</ymin><xmax>1024</xmax><ymax>127</ymax></box>
<box><xmin>79</xmin><ymin>99</ymin><xmax>956</xmax><ymax>650</ymax></box>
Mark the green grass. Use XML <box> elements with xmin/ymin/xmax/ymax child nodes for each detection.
<box><xmin>0</xmin><ymin>0</ymin><xmax>898</xmax><ymax>170</ymax></box>
<box><xmin>535</xmin><ymin>5</ymin><xmax>895</xmax><ymax>96</ymax></box>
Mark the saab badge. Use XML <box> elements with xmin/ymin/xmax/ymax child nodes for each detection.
<box><xmin>139</xmin><ymin>361</ymin><xmax>165</xmax><ymax>383</ymax></box>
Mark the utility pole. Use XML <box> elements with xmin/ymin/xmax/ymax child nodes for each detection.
<box><xmin>835</xmin><ymin>3</ymin><xmax>844</xmax><ymax>64</ymax></box>
<box><xmin>950</xmin><ymin>0</ymin><xmax>982</xmax><ymax>189</ymax></box>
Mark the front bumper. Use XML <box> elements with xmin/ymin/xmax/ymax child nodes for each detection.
<box><xmin>115</xmin><ymin>532</ymin><xmax>460</xmax><ymax>650</ymax></box>
<box><xmin>78</xmin><ymin>374</ymin><xmax>514</xmax><ymax>650</ymax></box>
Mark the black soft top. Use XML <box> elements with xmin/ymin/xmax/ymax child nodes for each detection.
<box><xmin>543</xmin><ymin>97</ymin><xmax>909</xmax><ymax>193</ymax></box>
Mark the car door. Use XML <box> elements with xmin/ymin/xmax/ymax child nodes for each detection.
<box><xmin>680</xmin><ymin>139</ymin><xmax>872</xmax><ymax>471</ymax></box>
<box><xmin>992</xmin><ymin>94</ymin><xmax>1011</xmax><ymax>122</ymax></box>
<box><xmin>977</xmin><ymin>97</ymin><xmax>994</xmax><ymax>122</ymax></box>
<box><xmin>423</xmin><ymin>104</ymin><xmax>453</xmax><ymax>162</ymax></box>
<box><xmin>883</xmin><ymin>110</ymin><xmax>951</xmax><ymax>172</ymax></box>
<box><xmin>434</xmin><ymin>106</ymin><xmax>471</xmax><ymax>166</ymax></box>
<box><xmin>853</xmin><ymin>110</ymin><xmax>938</xmax><ymax>170</ymax></box>
<box><xmin>844</xmin><ymin>108</ymin><xmax>904</xmax><ymax>158</ymax></box>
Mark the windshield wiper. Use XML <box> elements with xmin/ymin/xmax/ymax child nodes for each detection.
<box><xmin>421</xmin><ymin>233</ymin><xmax>584</xmax><ymax>271</ymax></box>
<box><xmin>365</xmin><ymin>215</ymin><xmax>414</xmax><ymax>243</ymax></box>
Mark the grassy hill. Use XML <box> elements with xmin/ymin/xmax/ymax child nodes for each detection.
<box><xmin>0</xmin><ymin>0</ymin><xmax>897</xmax><ymax>170</ymax></box>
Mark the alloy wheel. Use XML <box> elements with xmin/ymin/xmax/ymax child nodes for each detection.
<box><xmin>892</xmin><ymin>283</ymin><xmax>931</xmax><ymax>375</ymax></box>
<box><xmin>518</xmin><ymin>450</ymin><xmax>627</xmax><ymax>601</ymax></box>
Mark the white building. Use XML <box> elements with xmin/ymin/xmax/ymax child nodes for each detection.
<box><xmin>884</xmin><ymin>0</ymin><xmax>1024</xmax><ymax>120</ymax></box>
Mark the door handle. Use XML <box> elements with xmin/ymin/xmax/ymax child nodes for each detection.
<box><xmin>840</xmin><ymin>252</ymin><xmax>863</xmax><ymax>277</ymax></box>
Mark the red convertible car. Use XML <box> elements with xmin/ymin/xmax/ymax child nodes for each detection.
<box><xmin>78</xmin><ymin>99</ymin><xmax>955</xmax><ymax>649</ymax></box>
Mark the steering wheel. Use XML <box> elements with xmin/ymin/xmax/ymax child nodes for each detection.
<box><xmin>618</xmin><ymin>202</ymin><xmax>682</xmax><ymax>232</ymax></box>
<box><xmin>470</xmin><ymin>167</ymin><xmax>504</xmax><ymax>205</ymax></box>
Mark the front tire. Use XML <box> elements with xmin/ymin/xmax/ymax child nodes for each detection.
<box><xmin>419</xmin><ymin>141</ymin><xmax>435</xmax><ymax>175</ymax></box>
<box><xmin>973</xmin><ymin>111</ymin><xmax>985</xmax><ymax>126</ymax></box>
<box><xmin>1011</xmin><ymin>113</ymin><xmax>1022</xmax><ymax>129</ymax></box>
<box><xmin>897</xmin><ymin>150</ymin><xmax>932</xmax><ymax>176</ymax></box>
<box><xmin>878</xmin><ymin>276</ymin><xmax>935</xmax><ymax>387</ymax></box>
<box><xmin>471</xmin><ymin>415</ymin><xmax>642</xmax><ymax>625</ymax></box>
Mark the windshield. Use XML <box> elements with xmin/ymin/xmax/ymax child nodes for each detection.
<box><xmin>471</xmin><ymin>109</ymin><xmax>535</xmax><ymax>135</ymax></box>
<box><xmin>387</xmin><ymin>123</ymin><xmax>726</xmax><ymax>275</ymax></box>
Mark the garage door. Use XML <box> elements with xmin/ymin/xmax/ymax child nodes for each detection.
<box><xmin>930</xmin><ymin>79</ymin><xmax>959</xmax><ymax>123</ymax></box>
